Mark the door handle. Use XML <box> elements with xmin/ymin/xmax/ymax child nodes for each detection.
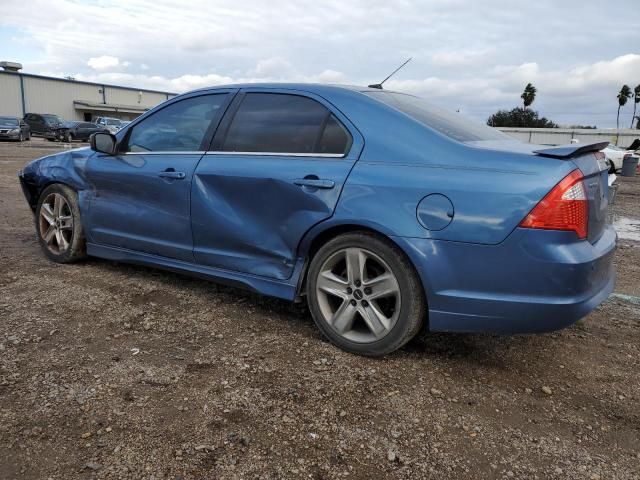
<box><xmin>293</xmin><ymin>178</ymin><xmax>335</xmax><ymax>189</ymax></box>
<box><xmin>158</xmin><ymin>170</ymin><xmax>186</xmax><ymax>180</ymax></box>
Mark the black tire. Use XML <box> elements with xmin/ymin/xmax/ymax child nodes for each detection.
<box><xmin>306</xmin><ymin>231</ymin><xmax>426</xmax><ymax>356</ymax></box>
<box><xmin>608</xmin><ymin>160</ymin><xmax>616</xmax><ymax>174</ymax></box>
<box><xmin>64</xmin><ymin>132</ymin><xmax>72</xmax><ymax>143</ymax></box>
<box><xmin>18</xmin><ymin>133</ymin><xmax>24</xmax><ymax>142</ymax></box>
<box><xmin>47</xmin><ymin>138</ymin><xmax>56</xmax><ymax>142</ymax></box>
<box><xmin>35</xmin><ymin>184</ymin><xmax>87</xmax><ymax>263</ymax></box>
<box><xmin>26</xmin><ymin>132</ymin><xmax>31</xmax><ymax>141</ymax></box>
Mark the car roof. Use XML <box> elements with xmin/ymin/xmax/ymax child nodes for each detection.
<box><xmin>186</xmin><ymin>83</ymin><xmax>388</xmax><ymax>96</ymax></box>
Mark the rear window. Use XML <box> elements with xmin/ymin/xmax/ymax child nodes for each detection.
<box><xmin>43</xmin><ymin>115</ymin><xmax>64</xmax><ymax>125</ymax></box>
<box><xmin>365</xmin><ymin>91</ymin><xmax>508</xmax><ymax>143</ymax></box>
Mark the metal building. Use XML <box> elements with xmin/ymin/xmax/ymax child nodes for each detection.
<box><xmin>0</xmin><ymin>62</ymin><xmax>176</xmax><ymax>122</ymax></box>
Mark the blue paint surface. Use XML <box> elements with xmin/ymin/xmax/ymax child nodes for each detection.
<box><xmin>18</xmin><ymin>83</ymin><xmax>617</xmax><ymax>334</ymax></box>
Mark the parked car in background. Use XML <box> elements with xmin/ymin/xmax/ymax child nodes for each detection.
<box><xmin>602</xmin><ymin>144</ymin><xmax>639</xmax><ymax>173</ymax></box>
<box><xmin>23</xmin><ymin>113</ymin><xmax>70</xmax><ymax>142</ymax></box>
<box><xmin>64</xmin><ymin>121</ymin><xmax>109</xmax><ymax>142</ymax></box>
<box><xmin>94</xmin><ymin>117</ymin><xmax>125</xmax><ymax>134</ymax></box>
<box><xmin>0</xmin><ymin>116</ymin><xmax>30</xmax><ymax>141</ymax></box>
<box><xmin>17</xmin><ymin>84</ymin><xmax>616</xmax><ymax>356</ymax></box>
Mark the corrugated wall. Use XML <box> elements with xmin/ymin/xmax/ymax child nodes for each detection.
<box><xmin>23</xmin><ymin>76</ymin><xmax>104</xmax><ymax>120</ymax></box>
<box><xmin>0</xmin><ymin>71</ymin><xmax>174</xmax><ymax>121</ymax></box>
<box><xmin>498</xmin><ymin>128</ymin><xmax>640</xmax><ymax>147</ymax></box>
<box><xmin>105</xmin><ymin>87</ymin><xmax>169</xmax><ymax>109</ymax></box>
<box><xmin>0</xmin><ymin>73</ymin><xmax>24</xmax><ymax>116</ymax></box>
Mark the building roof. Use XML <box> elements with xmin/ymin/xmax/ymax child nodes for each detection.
<box><xmin>0</xmin><ymin>70</ymin><xmax>176</xmax><ymax>96</ymax></box>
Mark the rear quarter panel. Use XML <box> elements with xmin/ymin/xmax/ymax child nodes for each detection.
<box><xmin>321</xmin><ymin>94</ymin><xmax>576</xmax><ymax>244</ymax></box>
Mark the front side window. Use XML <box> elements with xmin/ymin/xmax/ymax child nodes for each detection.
<box><xmin>221</xmin><ymin>93</ymin><xmax>351</xmax><ymax>155</ymax></box>
<box><xmin>123</xmin><ymin>94</ymin><xmax>228</xmax><ymax>152</ymax></box>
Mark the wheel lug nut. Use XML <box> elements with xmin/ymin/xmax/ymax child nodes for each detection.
<box><xmin>361</xmin><ymin>300</ymin><xmax>368</xmax><ymax>307</ymax></box>
<box><xmin>364</xmin><ymin>287</ymin><xmax>371</xmax><ymax>295</ymax></box>
<box><xmin>350</xmin><ymin>299</ymin><xmax>357</xmax><ymax>306</ymax></box>
<box><xmin>346</xmin><ymin>287</ymin><xmax>353</xmax><ymax>294</ymax></box>
<box><xmin>355</xmin><ymin>280</ymin><xmax>361</xmax><ymax>287</ymax></box>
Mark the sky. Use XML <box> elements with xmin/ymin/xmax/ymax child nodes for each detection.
<box><xmin>1</xmin><ymin>0</ymin><xmax>639</xmax><ymax>128</ymax></box>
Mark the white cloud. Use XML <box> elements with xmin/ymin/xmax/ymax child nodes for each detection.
<box><xmin>0</xmin><ymin>0</ymin><xmax>638</xmax><ymax>126</ymax></box>
<box><xmin>87</xmin><ymin>55</ymin><xmax>120</xmax><ymax>70</ymax></box>
<box><xmin>250</xmin><ymin>57</ymin><xmax>294</xmax><ymax>78</ymax></box>
<box><xmin>431</xmin><ymin>49</ymin><xmax>495</xmax><ymax>67</ymax></box>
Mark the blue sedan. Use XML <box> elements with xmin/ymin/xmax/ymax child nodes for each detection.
<box><xmin>17</xmin><ymin>84</ymin><xmax>616</xmax><ymax>356</ymax></box>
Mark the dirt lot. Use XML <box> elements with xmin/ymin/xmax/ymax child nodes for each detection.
<box><xmin>1</xmin><ymin>138</ymin><xmax>639</xmax><ymax>480</ymax></box>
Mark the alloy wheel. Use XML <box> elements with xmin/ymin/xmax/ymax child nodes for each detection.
<box><xmin>315</xmin><ymin>247</ymin><xmax>401</xmax><ymax>343</ymax></box>
<box><xmin>39</xmin><ymin>193</ymin><xmax>73</xmax><ymax>254</ymax></box>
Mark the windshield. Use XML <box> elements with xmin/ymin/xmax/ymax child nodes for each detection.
<box><xmin>365</xmin><ymin>91</ymin><xmax>509</xmax><ymax>143</ymax></box>
<box><xmin>0</xmin><ymin>117</ymin><xmax>19</xmax><ymax>127</ymax></box>
<box><xmin>43</xmin><ymin>115</ymin><xmax>64</xmax><ymax>125</ymax></box>
<box><xmin>106</xmin><ymin>119</ymin><xmax>122</xmax><ymax>126</ymax></box>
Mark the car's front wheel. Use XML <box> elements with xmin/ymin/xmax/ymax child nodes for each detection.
<box><xmin>307</xmin><ymin>232</ymin><xmax>426</xmax><ymax>356</ymax></box>
<box><xmin>35</xmin><ymin>184</ymin><xmax>87</xmax><ymax>263</ymax></box>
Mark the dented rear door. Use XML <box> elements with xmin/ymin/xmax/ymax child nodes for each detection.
<box><xmin>190</xmin><ymin>89</ymin><xmax>363</xmax><ymax>280</ymax></box>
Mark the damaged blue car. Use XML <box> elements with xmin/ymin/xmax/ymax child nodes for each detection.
<box><xmin>18</xmin><ymin>84</ymin><xmax>616</xmax><ymax>356</ymax></box>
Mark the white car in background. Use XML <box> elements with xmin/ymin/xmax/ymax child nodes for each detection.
<box><xmin>94</xmin><ymin>117</ymin><xmax>126</xmax><ymax>134</ymax></box>
<box><xmin>602</xmin><ymin>143</ymin><xmax>639</xmax><ymax>173</ymax></box>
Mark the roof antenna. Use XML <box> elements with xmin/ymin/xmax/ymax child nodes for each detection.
<box><xmin>368</xmin><ymin>57</ymin><xmax>412</xmax><ymax>89</ymax></box>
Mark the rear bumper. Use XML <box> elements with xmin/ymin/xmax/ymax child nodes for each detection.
<box><xmin>393</xmin><ymin>225</ymin><xmax>617</xmax><ymax>333</ymax></box>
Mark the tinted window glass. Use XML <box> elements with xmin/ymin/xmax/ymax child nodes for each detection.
<box><xmin>317</xmin><ymin>115</ymin><xmax>351</xmax><ymax>154</ymax></box>
<box><xmin>43</xmin><ymin>115</ymin><xmax>64</xmax><ymax>125</ymax></box>
<box><xmin>0</xmin><ymin>117</ymin><xmax>19</xmax><ymax>126</ymax></box>
<box><xmin>125</xmin><ymin>94</ymin><xmax>227</xmax><ymax>152</ymax></box>
<box><xmin>365</xmin><ymin>91</ymin><xmax>509</xmax><ymax>143</ymax></box>
<box><xmin>222</xmin><ymin>93</ymin><xmax>349</xmax><ymax>154</ymax></box>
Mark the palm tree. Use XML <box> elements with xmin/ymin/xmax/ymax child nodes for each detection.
<box><xmin>521</xmin><ymin>83</ymin><xmax>537</xmax><ymax>110</ymax></box>
<box><xmin>518</xmin><ymin>83</ymin><xmax>537</xmax><ymax>128</ymax></box>
<box><xmin>630</xmin><ymin>84</ymin><xmax>640</xmax><ymax>129</ymax></box>
<box><xmin>617</xmin><ymin>84</ymin><xmax>632</xmax><ymax>130</ymax></box>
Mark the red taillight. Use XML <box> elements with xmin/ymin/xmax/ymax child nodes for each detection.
<box><xmin>519</xmin><ymin>169</ymin><xmax>588</xmax><ymax>239</ymax></box>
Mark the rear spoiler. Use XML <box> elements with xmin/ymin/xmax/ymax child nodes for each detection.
<box><xmin>533</xmin><ymin>142</ymin><xmax>610</xmax><ymax>159</ymax></box>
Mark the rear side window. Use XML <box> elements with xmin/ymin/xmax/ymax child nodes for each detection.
<box><xmin>123</xmin><ymin>94</ymin><xmax>228</xmax><ymax>152</ymax></box>
<box><xmin>221</xmin><ymin>93</ymin><xmax>351</xmax><ymax>155</ymax></box>
<box><xmin>366</xmin><ymin>91</ymin><xmax>509</xmax><ymax>143</ymax></box>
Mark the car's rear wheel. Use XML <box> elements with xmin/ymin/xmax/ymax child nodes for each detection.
<box><xmin>307</xmin><ymin>232</ymin><xmax>425</xmax><ymax>356</ymax></box>
<box><xmin>35</xmin><ymin>184</ymin><xmax>87</xmax><ymax>263</ymax></box>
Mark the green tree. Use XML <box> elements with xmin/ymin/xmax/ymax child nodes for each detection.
<box><xmin>521</xmin><ymin>83</ymin><xmax>537</xmax><ymax>110</ymax></box>
<box><xmin>487</xmin><ymin>108</ymin><xmax>558</xmax><ymax>128</ymax></box>
<box><xmin>630</xmin><ymin>84</ymin><xmax>640</xmax><ymax>129</ymax></box>
<box><xmin>617</xmin><ymin>84</ymin><xmax>632</xmax><ymax>130</ymax></box>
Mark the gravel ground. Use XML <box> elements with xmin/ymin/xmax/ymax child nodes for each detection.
<box><xmin>1</xmin><ymin>138</ymin><xmax>639</xmax><ymax>480</ymax></box>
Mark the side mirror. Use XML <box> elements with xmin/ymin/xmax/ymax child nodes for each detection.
<box><xmin>90</xmin><ymin>132</ymin><xmax>117</xmax><ymax>155</ymax></box>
